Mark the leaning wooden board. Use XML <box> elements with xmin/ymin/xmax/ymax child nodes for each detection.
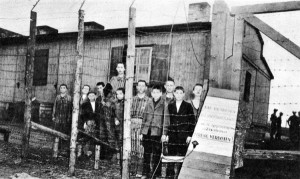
<box><xmin>179</xmin><ymin>88</ymin><xmax>240</xmax><ymax>179</ymax></box>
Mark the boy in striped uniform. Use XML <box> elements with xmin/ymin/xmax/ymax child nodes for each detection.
<box><xmin>130</xmin><ymin>80</ymin><xmax>149</xmax><ymax>177</ymax></box>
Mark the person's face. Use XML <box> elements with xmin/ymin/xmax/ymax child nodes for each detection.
<box><xmin>116</xmin><ymin>90</ymin><xmax>124</xmax><ymax>100</ymax></box>
<box><xmin>174</xmin><ymin>90</ymin><xmax>185</xmax><ymax>101</ymax></box>
<box><xmin>164</xmin><ymin>81</ymin><xmax>175</xmax><ymax>93</ymax></box>
<box><xmin>60</xmin><ymin>86</ymin><xmax>67</xmax><ymax>94</ymax></box>
<box><xmin>193</xmin><ymin>85</ymin><xmax>203</xmax><ymax>97</ymax></box>
<box><xmin>97</xmin><ymin>85</ymin><xmax>104</xmax><ymax>94</ymax></box>
<box><xmin>88</xmin><ymin>93</ymin><xmax>96</xmax><ymax>101</ymax></box>
<box><xmin>136</xmin><ymin>82</ymin><xmax>147</xmax><ymax>94</ymax></box>
<box><xmin>82</xmin><ymin>86</ymin><xmax>90</xmax><ymax>94</ymax></box>
<box><xmin>151</xmin><ymin>89</ymin><xmax>162</xmax><ymax>101</ymax></box>
<box><xmin>116</xmin><ymin>64</ymin><xmax>125</xmax><ymax>74</ymax></box>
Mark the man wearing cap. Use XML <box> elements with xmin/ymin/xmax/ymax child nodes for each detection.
<box><xmin>287</xmin><ymin>111</ymin><xmax>299</xmax><ymax>149</ymax></box>
<box><xmin>270</xmin><ymin>109</ymin><xmax>278</xmax><ymax>141</ymax></box>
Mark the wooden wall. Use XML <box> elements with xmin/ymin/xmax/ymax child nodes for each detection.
<box><xmin>252</xmin><ymin>72</ymin><xmax>270</xmax><ymax>125</ymax></box>
<box><xmin>239</xmin><ymin>59</ymin><xmax>257</xmax><ymax>126</ymax></box>
<box><xmin>0</xmin><ymin>30</ymin><xmax>210</xmax><ymax>104</ymax></box>
<box><xmin>0</xmin><ymin>44</ymin><xmax>26</xmax><ymax>103</ymax></box>
<box><xmin>241</xmin><ymin>24</ymin><xmax>272</xmax><ymax>126</ymax></box>
<box><xmin>243</xmin><ymin>24</ymin><xmax>271</xmax><ymax>79</ymax></box>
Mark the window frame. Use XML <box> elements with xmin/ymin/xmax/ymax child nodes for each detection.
<box><xmin>134</xmin><ymin>46</ymin><xmax>153</xmax><ymax>83</ymax></box>
<box><xmin>243</xmin><ymin>71</ymin><xmax>252</xmax><ymax>102</ymax></box>
<box><xmin>33</xmin><ymin>49</ymin><xmax>49</xmax><ymax>86</ymax></box>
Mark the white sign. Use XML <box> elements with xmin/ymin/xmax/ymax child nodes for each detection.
<box><xmin>188</xmin><ymin>96</ymin><xmax>239</xmax><ymax>157</ymax></box>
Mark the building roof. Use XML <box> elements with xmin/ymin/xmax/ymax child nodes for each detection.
<box><xmin>251</xmin><ymin>24</ymin><xmax>274</xmax><ymax>80</ymax></box>
<box><xmin>0</xmin><ymin>27</ymin><xmax>23</xmax><ymax>38</ymax></box>
<box><xmin>0</xmin><ymin>22</ymin><xmax>211</xmax><ymax>45</ymax></box>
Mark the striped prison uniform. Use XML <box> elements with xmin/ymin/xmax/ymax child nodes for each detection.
<box><xmin>130</xmin><ymin>94</ymin><xmax>149</xmax><ymax>176</ymax></box>
<box><xmin>109</xmin><ymin>76</ymin><xmax>125</xmax><ymax>92</ymax></box>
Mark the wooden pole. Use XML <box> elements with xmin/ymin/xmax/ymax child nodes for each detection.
<box><xmin>122</xmin><ymin>7</ymin><xmax>136</xmax><ymax>179</ymax></box>
<box><xmin>78</xmin><ymin>129</ymin><xmax>119</xmax><ymax>150</ymax></box>
<box><xmin>53</xmin><ymin>137</ymin><xmax>59</xmax><ymax>158</ymax></box>
<box><xmin>94</xmin><ymin>145</ymin><xmax>101</xmax><ymax>169</ymax></box>
<box><xmin>31</xmin><ymin>121</ymin><xmax>70</xmax><ymax>140</ymax></box>
<box><xmin>68</xmin><ymin>9</ymin><xmax>84</xmax><ymax>175</ymax></box>
<box><xmin>21</xmin><ymin>11</ymin><xmax>37</xmax><ymax>159</ymax></box>
<box><xmin>243</xmin><ymin>149</ymin><xmax>300</xmax><ymax>160</ymax></box>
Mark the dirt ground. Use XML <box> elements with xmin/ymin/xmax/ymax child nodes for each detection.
<box><xmin>1</xmin><ymin>140</ymin><xmax>300</xmax><ymax>179</ymax></box>
<box><xmin>0</xmin><ymin>141</ymin><xmax>121</xmax><ymax>179</ymax></box>
<box><xmin>1</xmin><ymin>129</ymin><xmax>300</xmax><ymax>178</ymax></box>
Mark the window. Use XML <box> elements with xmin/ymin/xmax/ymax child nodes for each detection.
<box><xmin>243</xmin><ymin>71</ymin><xmax>251</xmax><ymax>102</ymax></box>
<box><xmin>33</xmin><ymin>49</ymin><xmax>49</xmax><ymax>86</ymax></box>
<box><xmin>134</xmin><ymin>47</ymin><xmax>152</xmax><ymax>82</ymax></box>
<box><xmin>110</xmin><ymin>44</ymin><xmax>169</xmax><ymax>86</ymax></box>
<box><xmin>110</xmin><ymin>46</ymin><xmax>126</xmax><ymax>78</ymax></box>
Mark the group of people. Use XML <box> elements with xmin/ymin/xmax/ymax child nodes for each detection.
<box><xmin>51</xmin><ymin>62</ymin><xmax>204</xmax><ymax>178</ymax></box>
<box><xmin>270</xmin><ymin>109</ymin><xmax>300</xmax><ymax>148</ymax></box>
<box><xmin>270</xmin><ymin>109</ymin><xmax>283</xmax><ymax>140</ymax></box>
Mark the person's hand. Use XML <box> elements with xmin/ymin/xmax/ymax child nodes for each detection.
<box><xmin>52</xmin><ymin>117</ymin><xmax>55</xmax><ymax>122</ymax></box>
<box><xmin>83</xmin><ymin>122</ymin><xmax>87</xmax><ymax>130</ymax></box>
<box><xmin>115</xmin><ymin>119</ymin><xmax>120</xmax><ymax>126</ymax></box>
<box><xmin>186</xmin><ymin>136</ymin><xmax>192</xmax><ymax>144</ymax></box>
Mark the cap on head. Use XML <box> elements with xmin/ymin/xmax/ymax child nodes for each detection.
<box><xmin>274</xmin><ymin>109</ymin><xmax>278</xmax><ymax>112</ymax></box>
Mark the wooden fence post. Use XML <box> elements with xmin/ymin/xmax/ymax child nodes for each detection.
<box><xmin>68</xmin><ymin>9</ymin><xmax>84</xmax><ymax>175</ymax></box>
<box><xmin>122</xmin><ymin>7</ymin><xmax>136</xmax><ymax>179</ymax></box>
<box><xmin>21</xmin><ymin>11</ymin><xmax>37</xmax><ymax>159</ymax></box>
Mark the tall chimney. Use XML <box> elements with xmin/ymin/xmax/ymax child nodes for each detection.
<box><xmin>84</xmin><ymin>22</ymin><xmax>104</xmax><ymax>31</ymax></box>
<box><xmin>188</xmin><ymin>2</ymin><xmax>211</xmax><ymax>22</ymax></box>
<box><xmin>36</xmin><ymin>26</ymin><xmax>58</xmax><ymax>35</ymax></box>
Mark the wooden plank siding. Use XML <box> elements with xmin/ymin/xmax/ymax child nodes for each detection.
<box><xmin>0</xmin><ymin>45</ymin><xmax>21</xmax><ymax>102</ymax></box>
<box><xmin>242</xmin><ymin>24</ymin><xmax>272</xmax><ymax>125</ymax></box>
<box><xmin>82</xmin><ymin>38</ymin><xmax>112</xmax><ymax>91</ymax></box>
<box><xmin>252</xmin><ymin>72</ymin><xmax>270</xmax><ymax>125</ymax></box>
<box><xmin>239</xmin><ymin>59</ymin><xmax>257</xmax><ymax>126</ymax></box>
<box><xmin>33</xmin><ymin>42</ymin><xmax>60</xmax><ymax>102</ymax></box>
<box><xmin>14</xmin><ymin>45</ymin><xmax>27</xmax><ymax>102</ymax></box>
<box><xmin>0</xmin><ymin>31</ymin><xmax>210</xmax><ymax>104</ymax></box>
<box><xmin>57</xmin><ymin>39</ymin><xmax>77</xmax><ymax>95</ymax></box>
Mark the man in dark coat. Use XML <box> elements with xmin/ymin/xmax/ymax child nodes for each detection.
<box><xmin>167</xmin><ymin>86</ymin><xmax>196</xmax><ymax>156</ymax></box>
<box><xmin>270</xmin><ymin>108</ymin><xmax>278</xmax><ymax>141</ymax></box>
<box><xmin>81</xmin><ymin>91</ymin><xmax>98</xmax><ymax>157</ymax></box>
<box><xmin>167</xmin><ymin>86</ymin><xmax>195</xmax><ymax>177</ymax></box>
<box><xmin>275</xmin><ymin>112</ymin><xmax>283</xmax><ymax>140</ymax></box>
<box><xmin>287</xmin><ymin>111</ymin><xmax>300</xmax><ymax>149</ymax></box>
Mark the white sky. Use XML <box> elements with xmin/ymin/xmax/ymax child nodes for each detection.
<box><xmin>1</xmin><ymin>0</ymin><xmax>300</xmax><ymax>124</ymax></box>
